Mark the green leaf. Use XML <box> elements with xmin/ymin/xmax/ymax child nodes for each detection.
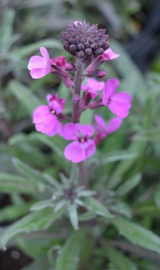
<box><xmin>68</xmin><ymin>204</ymin><xmax>79</xmax><ymax>230</ymax></box>
<box><xmin>29</xmin><ymin>133</ymin><xmax>64</xmax><ymax>157</ymax></box>
<box><xmin>109</xmin><ymin>200</ymin><xmax>132</xmax><ymax>219</ymax></box>
<box><xmin>13</xmin><ymin>158</ymin><xmax>50</xmax><ymax>186</ymax></box>
<box><xmin>154</xmin><ymin>186</ymin><xmax>160</xmax><ymax>208</ymax></box>
<box><xmin>112</xmin><ymin>216</ymin><xmax>160</xmax><ymax>254</ymax></box>
<box><xmin>30</xmin><ymin>199</ymin><xmax>54</xmax><ymax>211</ymax></box>
<box><xmin>20</xmin><ymin>257</ymin><xmax>50</xmax><ymax>270</ymax></box>
<box><xmin>1</xmin><ymin>207</ymin><xmax>66</xmax><ymax>247</ymax></box>
<box><xmin>84</xmin><ymin>197</ymin><xmax>114</xmax><ymax>218</ymax></box>
<box><xmin>14</xmin><ymin>39</ymin><xmax>62</xmax><ymax>57</ymax></box>
<box><xmin>0</xmin><ymin>9</ymin><xmax>15</xmax><ymax>53</ymax></box>
<box><xmin>100</xmin><ymin>242</ymin><xmax>137</xmax><ymax>270</ymax></box>
<box><xmin>0</xmin><ymin>173</ymin><xmax>45</xmax><ymax>194</ymax></box>
<box><xmin>101</xmin><ymin>150</ymin><xmax>138</xmax><ymax>164</ymax></box>
<box><xmin>0</xmin><ymin>203</ymin><xmax>32</xmax><ymax>223</ymax></box>
<box><xmin>8</xmin><ymin>80</ymin><xmax>41</xmax><ymax>116</ymax></box>
<box><xmin>116</xmin><ymin>173</ymin><xmax>141</xmax><ymax>196</ymax></box>
<box><xmin>106</xmin><ymin>141</ymin><xmax>144</xmax><ymax>190</ymax></box>
<box><xmin>55</xmin><ymin>230</ymin><xmax>85</xmax><ymax>270</ymax></box>
<box><xmin>133</xmin><ymin>128</ymin><xmax>160</xmax><ymax>142</ymax></box>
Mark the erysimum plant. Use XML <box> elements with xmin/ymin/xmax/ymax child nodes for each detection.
<box><xmin>1</xmin><ymin>21</ymin><xmax>160</xmax><ymax>270</ymax></box>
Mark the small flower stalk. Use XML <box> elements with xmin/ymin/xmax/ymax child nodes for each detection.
<box><xmin>28</xmin><ymin>20</ymin><xmax>132</xmax><ymax>175</ymax></box>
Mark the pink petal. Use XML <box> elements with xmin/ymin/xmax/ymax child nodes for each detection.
<box><xmin>60</xmin><ymin>123</ymin><xmax>79</xmax><ymax>140</ymax></box>
<box><xmin>88</xmin><ymin>90</ymin><xmax>98</xmax><ymax>99</ymax></box>
<box><xmin>28</xmin><ymin>56</ymin><xmax>45</xmax><ymax>70</ymax></box>
<box><xmin>94</xmin><ymin>115</ymin><xmax>107</xmax><ymax>132</ymax></box>
<box><xmin>76</xmin><ymin>124</ymin><xmax>94</xmax><ymax>138</ymax></box>
<box><xmin>35</xmin><ymin>114</ymin><xmax>56</xmax><ymax>134</ymax></box>
<box><xmin>64</xmin><ymin>141</ymin><xmax>85</xmax><ymax>163</ymax></box>
<box><xmin>106</xmin><ymin>118</ymin><xmax>122</xmax><ymax>134</ymax></box>
<box><xmin>94</xmin><ymin>133</ymin><xmax>106</xmax><ymax>145</ymax></box>
<box><xmin>102</xmin><ymin>78</ymin><xmax>119</xmax><ymax>103</ymax></box>
<box><xmin>40</xmin><ymin>47</ymin><xmax>50</xmax><ymax>63</ymax></box>
<box><xmin>88</xmin><ymin>78</ymin><xmax>105</xmax><ymax>91</ymax></box>
<box><xmin>33</xmin><ymin>105</ymin><xmax>50</xmax><ymax>124</ymax></box>
<box><xmin>48</xmin><ymin>94</ymin><xmax>65</xmax><ymax>114</ymax></box>
<box><xmin>108</xmin><ymin>100</ymin><xmax>131</xmax><ymax>119</ymax></box>
<box><xmin>30</xmin><ymin>68</ymin><xmax>50</xmax><ymax>79</ymax></box>
<box><xmin>84</xmin><ymin>140</ymin><xmax>96</xmax><ymax>159</ymax></box>
<box><xmin>112</xmin><ymin>92</ymin><xmax>132</xmax><ymax>104</ymax></box>
<box><xmin>46</xmin><ymin>94</ymin><xmax>52</xmax><ymax>103</ymax></box>
<box><xmin>46</xmin><ymin>119</ymin><xmax>62</xmax><ymax>136</ymax></box>
<box><xmin>103</xmin><ymin>48</ymin><xmax>120</xmax><ymax>60</ymax></box>
<box><xmin>81</xmin><ymin>78</ymin><xmax>104</xmax><ymax>92</ymax></box>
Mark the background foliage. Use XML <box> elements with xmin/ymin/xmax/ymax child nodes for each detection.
<box><xmin>1</xmin><ymin>0</ymin><xmax>160</xmax><ymax>269</ymax></box>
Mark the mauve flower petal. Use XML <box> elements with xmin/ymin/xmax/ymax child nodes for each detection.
<box><xmin>94</xmin><ymin>115</ymin><xmax>107</xmax><ymax>132</ymax></box>
<box><xmin>35</xmin><ymin>114</ymin><xmax>56</xmax><ymax>134</ymax></box>
<box><xmin>40</xmin><ymin>47</ymin><xmax>50</xmax><ymax>63</ymax></box>
<box><xmin>30</xmin><ymin>68</ymin><xmax>50</xmax><ymax>79</ymax></box>
<box><xmin>46</xmin><ymin>94</ymin><xmax>52</xmax><ymax>103</ymax></box>
<box><xmin>76</xmin><ymin>124</ymin><xmax>94</xmax><ymax>138</ymax></box>
<box><xmin>94</xmin><ymin>132</ymin><xmax>106</xmax><ymax>145</ymax></box>
<box><xmin>112</xmin><ymin>92</ymin><xmax>132</xmax><ymax>105</ymax></box>
<box><xmin>60</xmin><ymin>123</ymin><xmax>78</xmax><ymax>140</ymax></box>
<box><xmin>88</xmin><ymin>90</ymin><xmax>98</xmax><ymax>99</ymax></box>
<box><xmin>48</xmin><ymin>94</ymin><xmax>65</xmax><ymax>114</ymax></box>
<box><xmin>107</xmin><ymin>118</ymin><xmax>122</xmax><ymax>134</ymax></box>
<box><xmin>87</xmin><ymin>78</ymin><xmax>105</xmax><ymax>91</ymax></box>
<box><xmin>33</xmin><ymin>105</ymin><xmax>50</xmax><ymax>124</ymax></box>
<box><xmin>81</xmin><ymin>78</ymin><xmax>104</xmax><ymax>92</ymax></box>
<box><xmin>103</xmin><ymin>48</ymin><xmax>120</xmax><ymax>60</ymax></box>
<box><xmin>108</xmin><ymin>100</ymin><xmax>131</xmax><ymax>119</ymax></box>
<box><xmin>84</xmin><ymin>140</ymin><xmax>96</xmax><ymax>159</ymax></box>
<box><xmin>46</xmin><ymin>119</ymin><xmax>62</xmax><ymax>136</ymax></box>
<box><xmin>28</xmin><ymin>56</ymin><xmax>45</xmax><ymax>70</ymax></box>
<box><xmin>102</xmin><ymin>78</ymin><xmax>119</xmax><ymax>103</ymax></box>
<box><xmin>64</xmin><ymin>141</ymin><xmax>85</xmax><ymax>163</ymax></box>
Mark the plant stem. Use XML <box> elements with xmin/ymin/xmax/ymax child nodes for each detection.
<box><xmin>72</xmin><ymin>58</ymin><xmax>84</xmax><ymax>123</ymax></box>
<box><xmin>78</xmin><ymin>161</ymin><xmax>89</xmax><ymax>188</ymax></box>
<box><xmin>71</xmin><ymin>59</ymin><xmax>89</xmax><ymax>188</ymax></box>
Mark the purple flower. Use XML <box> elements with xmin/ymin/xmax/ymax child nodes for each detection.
<box><xmin>28</xmin><ymin>48</ymin><xmax>72</xmax><ymax>87</ymax></box>
<box><xmin>28</xmin><ymin>47</ymin><xmax>51</xmax><ymax>79</ymax></box>
<box><xmin>86</xmin><ymin>48</ymin><xmax>119</xmax><ymax>75</ymax></box>
<box><xmin>33</xmin><ymin>94</ymin><xmax>65</xmax><ymax>136</ymax></box>
<box><xmin>61</xmin><ymin>123</ymin><xmax>96</xmax><ymax>163</ymax></box>
<box><xmin>80</xmin><ymin>78</ymin><xmax>105</xmax><ymax>108</ymax></box>
<box><xmin>102</xmin><ymin>79</ymin><xmax>132</xmax><ymax>119</ymax></box>
<box><xmin>94</xmin><ymin>114</ymin><xmax>122</xmax><ymax>144</ymax></box>
<box><xmin>81</xmin><ymin>78</ymin><xmax>105</xmax><ymax>99</ymax></box>
<box><xmin>102</xmin><ymin>48</ymin><xmax>120</xmax><ymax>61</ymax></box>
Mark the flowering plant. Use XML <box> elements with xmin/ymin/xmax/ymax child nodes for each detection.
<box><xmin>2</xmin><ymin>20</ymin><xmax>160</xmax><ymax>270</ymax></box>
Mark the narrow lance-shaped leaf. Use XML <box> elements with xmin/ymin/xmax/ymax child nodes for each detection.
<box><xmin>100</xmin><ymin>241</ymin><xmax>138</xmax><ymax>270</ymax></box>
<box><xmin>9</xmin><ymin>80</ymin><xmax>41</xmax><ymax>116</ymax></box>
<box><xmin>68</xmin><ymin>204</ymin><xmax>79</xmax><ymax>230</ymax></box>
<box><xmin>1</xmin><ymin>207</ymin><xmax>66</xmax><ymax>247</ymax></box>
<box><xmin>112</xmin><ymin>216</ymin><xmax>160</xmax><ymax>254</ymax></box>
<box><xmin>84</xmin><ymin>197</ymin><xmax>114</xmax><ymax>218</ymax></box>
<box><xmin>0</xmin><ymin>173</ymin><xmax>45</xmax><ymax>194</ymax></box>
<box><xmin>13</xmin><ymin>158</ymin><xmax>49</xmax><ymax>184</ymax></box>
<box><xmin>154</xmin><ymin>185</ymin><xmax>160</xmax><ymax>208</ymax></box>
<box><xmin>55</xmin><ymin>230</ymin><xmax>85</xmax><ymax>270</ymax></box>
<box><xmin>116</xmin><ymin>173</ymin><xmax>142</xmax><ymax>197</ymax></box>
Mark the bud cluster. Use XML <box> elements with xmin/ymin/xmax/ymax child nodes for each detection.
<box><xmin>61</xmin><ymin>21</ymin><xmax>109</xmax><ymax>61</ymax></box>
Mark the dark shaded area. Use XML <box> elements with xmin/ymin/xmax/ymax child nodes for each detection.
<box><xmin>0</xmin><ymin>247</ymin><xmax>32</xmax><ymax>270</ymax></box>
<box><xmin>127</xmin><ymin>0</ymin><xmax>160</xmax><ymax>71</ymax></box>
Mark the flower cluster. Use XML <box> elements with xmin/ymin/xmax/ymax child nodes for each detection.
<box><xmin>28</xmin><ymin>21</ymin><xmax>132</xmax><ymax>163</ymax></box>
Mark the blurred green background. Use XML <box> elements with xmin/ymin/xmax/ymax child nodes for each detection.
<box><xmin>1</xmin><ymin>0</ymin><xmax>160</xmax><ymax>269</ymax></box>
